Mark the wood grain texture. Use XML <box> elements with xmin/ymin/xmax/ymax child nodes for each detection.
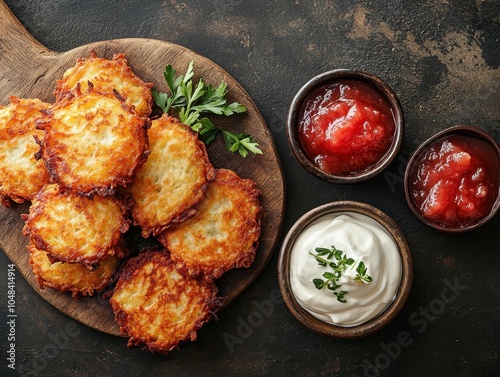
<box><xmin>0</xmin><ymin>1</ymin><xmax>286</xmax><ymax>337</ymax></box>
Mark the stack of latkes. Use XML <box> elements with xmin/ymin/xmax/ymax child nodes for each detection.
<box><xmin>0</xmin><ymin>51</ymin><xmax>264</xmax><ymax>354</ymax></box>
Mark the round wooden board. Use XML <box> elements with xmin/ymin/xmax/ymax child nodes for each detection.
<box><xmin>0</xmin><ymin>1</ymin><xmax>286</xmax><ymax>337</ymax></box>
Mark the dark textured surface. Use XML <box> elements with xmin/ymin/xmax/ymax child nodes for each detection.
<box><xmin>0</xmin><ymin>1</ymin><xmax>499</xmax><ymax>376</ymax></box>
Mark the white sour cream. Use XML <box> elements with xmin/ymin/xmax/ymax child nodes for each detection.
<box><xmin>289</xmin><ymin>212</ymin><xmax>402</xmax><ymax>327</ymax></box>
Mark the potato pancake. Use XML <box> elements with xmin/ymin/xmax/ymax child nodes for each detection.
<box><xmin>22</xmin><ymin>184</ymin><xmax>129</xmax><ymax>268</ymax></box>
<box><xmin>55</xmin><ymin>51</ymin><xmax>153</xmax><ymax>117</ymax></box>
<box><xmin>28</xmin><ymin>241</ymin><xmax>124</xmax><ymax>297</ymax></box>
<box><xmin>110</xmin><ymin>251</ymin><xmax>220</xmax><ymax>353</ymax></box>
<box><xmin>128</xmin><ymin>115</ymin><xmax>215</xmax><ymax>237</ymax></box>
<box><xmin>158</xmin><ymin>168</ymin><xmax>263</xmax><ymax>280</ymax></box>
<box><xmin>0</xmin><ymin>97</ymin><xmax>51</xmax><ymax>206</ymax></box>
<box><xmin>36</xmin><ymin>86</ymin><xmax>150</xmax><ymax>196</ymax></box>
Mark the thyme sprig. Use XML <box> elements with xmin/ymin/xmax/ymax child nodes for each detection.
<box><xmin>152</xmin><ymin>61</ymin><xmax>262</xmax><ymax>158</ymax></box>
<box><xmin>354</xmin><ymin>261</ymin><xmax>373</xmax><ymax>283</ymax></box>
<box><xmin>310</xmin><ymin>245</ymin><xmax>373</xmax><ymax>304</ymax></box>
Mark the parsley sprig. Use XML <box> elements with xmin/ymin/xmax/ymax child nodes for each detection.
<box><xmin>152</xmin><ymin>61</ymin><xmax>262</xmax><ymax>158</ymax></box>
<box><xmin>310</xmin><ymin>245</ymin><xmax>373</xmax><ymax>304</ymax></box>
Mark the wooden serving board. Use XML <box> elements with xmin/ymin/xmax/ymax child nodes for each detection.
<box><xmin>0</xmin><ymin>1</ymin><xmax>286</xmax><ymax>337</ymax></box>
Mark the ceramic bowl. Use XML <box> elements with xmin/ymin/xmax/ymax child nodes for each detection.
<box><xmin>404</xmin><ymin>125</ymin><xmax>500</xmax><ymax>233</ymax></box>
<box><xmin>277</xmin><ymin>201</ymin><xmax>413</xmax><ymax>338</ymax></box>
<box><xmin>286</xmin><ymin>69</ymin><xmax>404</xmax><ymax>184</ymax></box>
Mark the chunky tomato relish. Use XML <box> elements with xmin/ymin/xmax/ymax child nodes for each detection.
<box><xmin>298</xmin><ymin>80</ymin><xmax>396</xmax><ymax>175</ymax></box>
<box><xmin>409</xmin><ymin>135</ymin><xmax>499</xmax><ymax>229</ymax></box>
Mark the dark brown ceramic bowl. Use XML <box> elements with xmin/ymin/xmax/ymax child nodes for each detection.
<box><xmin>286</xmin><ymin>69</ymin><xmax>404</xmax><ymax>184</ymax></box>
<box><xmin>404</xmin><ymin>125</ymin><xmax>500</xmax><ymax>233</ymax></box>
<box><xmin>277</xmin><ymin>201</ymin><xmax>413</xmax><ymax>338</ymax></box>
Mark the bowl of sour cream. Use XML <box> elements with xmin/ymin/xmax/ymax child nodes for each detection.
<box><xmin>278</xmin><ymin>201</ymin><xmax>413</xmax><ymax>338</ymax></box>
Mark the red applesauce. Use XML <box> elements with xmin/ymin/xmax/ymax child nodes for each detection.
<box><xmin>409</xmin><ymin>135</ymin><xmax>499</xmax><ymax>229</ymax></box>
<box><xmin>298</xmin><ymin>80</ymin><xmax>395</xmax><ymax>175</ymax></box>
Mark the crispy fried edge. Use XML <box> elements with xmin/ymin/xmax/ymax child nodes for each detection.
<box><xmin>35</xmin><ymin>86</ymin><xmax>151</xmax><ymax>197</ymax></box>
<box><xmin>21</xmin><ymin>184</ymin><xmax>131</xmax><ymax>269</ymax></box>
<box><xmin>131</xmin><ymin>115</ymin><xmax>216</xmax><ymax>238</ymax></box>
<box><xmin>28</xmin><ymin>241</ymin><xmax>126</xmax><ymax>298</ymax></box>
<box><xmin>110</xmin><ymin>250</ymin><xmax>221</xmax><ymax>354</ymax></box>
<box><xmin>0</xmin><ymin>96</ymin><xmax>51</xmax><ymax>207</ymax></box>
<box><xmin>54</xmin><ymin>50</ymin><xmax>154</xmax><ymax>117</ymax></box>
<box><xmin>159</xmin><ymin>168</ymin><xmax>265</xmax><ymax>280</ymax></box>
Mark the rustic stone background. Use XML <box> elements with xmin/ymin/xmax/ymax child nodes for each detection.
<box><xmin>0</xmin><ymin>1</ymin><xmax>498</xmax><ymax>376</ymax></box>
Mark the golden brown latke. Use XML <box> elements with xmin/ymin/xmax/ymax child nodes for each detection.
<box><xmin>22</xmin><ymin>184</ymin><xmax>129</xmax><ymax>268</ymax></box>
<box><xmin>128</xmin><ymin>115</ymin><xmax>215</xmax><ymax>237</ymax></box>
<box><xmin>28</xmin><ymin>241</ymin><xmax>125</xmax><ymax>297</ymax></box>
<box><xmin>0</xmin><ymin>96</ymin><xmax>51</xmax><ymax>206</ymax></box>
<box><xmin>55</xmin><ymin>51</ymin><xmax>153</xmax><ymax>117</ymax></box>
<box><xmin>158</xmin><ymin>168</ymin><xmax>263</xmax><ymax>280</ymax></box>
<box><xmin>110</xmin><ymin>251</ymin><xmax>220</xmax><ymax>354</ymax></box>
<box><xmin>36</xmin><ymin>85</ymin><xmax>150</xmax><ymax>196</ymax></box>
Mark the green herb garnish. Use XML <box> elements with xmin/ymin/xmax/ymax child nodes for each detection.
<box><xmin>152</xmin><ymin>61</ymin><xmax>262</xmax><ymax>158</ymax></box>
<box><xmin>310</xmin><ymin>245</ymin><xmax>373</xmax><ymax>304</ymax></box>
<box><xmin>354</xmin><ymin>261</ymin><xmax>373</xmax><ymax>284</ymax></box>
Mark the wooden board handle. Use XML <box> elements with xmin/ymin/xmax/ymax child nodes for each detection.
<box><xmin>0</xmin><ymin>0</ymin><xmax>50</xmax><ymax>56</ymax></box>
<box><xmin>0</xmin><ymin>0</ymin><xmax>57</xmax><ymax>103</ymax></box>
